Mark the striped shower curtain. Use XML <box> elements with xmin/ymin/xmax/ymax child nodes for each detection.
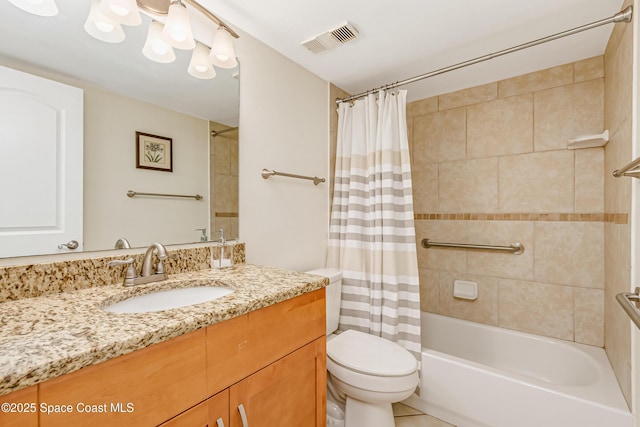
<box><xmin>327</xmin><ymin>90</ymin><xmax>421</xmax><ymax>360</ymax></box>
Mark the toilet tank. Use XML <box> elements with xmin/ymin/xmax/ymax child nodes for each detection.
<box><xmin>306</xmin><ymin>268</ymin><xmax>342</xmax><ymax>335</ymax></box>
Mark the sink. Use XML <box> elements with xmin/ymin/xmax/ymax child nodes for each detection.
<box><xmin>103</xmin><ymin>286</ymin><xmax>234</xmax><ymax>314</ymax></box>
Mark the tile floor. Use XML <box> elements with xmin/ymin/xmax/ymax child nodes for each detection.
<box><xmin>392</xmin><ymin>403</ymin><xmax>456</xmax><ymax>427</ymax></box>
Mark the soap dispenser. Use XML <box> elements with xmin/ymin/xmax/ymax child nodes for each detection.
<box><xmin>212</xmin><ymin>229</ymin><xmax>233</xmax><ymax>269</ymax></box>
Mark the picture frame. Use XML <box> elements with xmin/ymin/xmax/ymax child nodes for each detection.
<box><xmin>135</xmin><ymin>131</ymin><xmax>173</xmax><ymax>172</ymax></box>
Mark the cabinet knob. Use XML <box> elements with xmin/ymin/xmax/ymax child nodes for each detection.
<box><xmin>237</xmin><ymin>403</ymin><xmax>249</xmax><ymax>427</ymax></box>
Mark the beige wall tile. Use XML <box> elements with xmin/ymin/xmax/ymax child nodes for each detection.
<box><xmin>498</xmin><ymin>279</ymin><xmax>574</xmax><ymax>340</ymax></box>
<box><xmin>574</xmin><ymin>288</ymin><xmax>604</xmax><ymax>347</ymax></box>
<box><xmin>605</xmin><ymin>20</ymin><xmax>633</xmax><ymax>137</ymax></box>
<box><xmin>575</xmin><ymin>148</ymin><xmax>604</xmax><ymax>213</ymax></box>
<box><xmin>604</xmin><ymin>125</ymin><xmax>632</xmax><ymax>214</ymax></box>
<box><xmin>439</xmin><ymin>158</ymin><xmax>498</xmax><ymax>212</ymax></box>
<box><xmin>534</xmin><ymin>222</ymin><xmax>604</xmax><ymax>288</ymax></box>
<box><xmin>533</xmin><ymin>79</ymin><xmax>604</xmax><ymax>152</ymax></box>
<box><xmin>412</xmin><ymin>166</ymin><xmax>438</xmax><ymax>213</ymax></box>
<box><xmin>498</xmin><ymin>64</ymin><xmax>573</xmax><ymax>98</ymax></box>
<box><xmin>407</xmin><ymin>96</ymin><xmax>438</xmax><ymax>118</ymax></box>
<box><xmin>574</xmin><ymin>56</ymin><xmax>604</xmax><ymax>82</ymax></box>
<box><xmin>419</xmin><ymin>269</ymin><xmax>439</xmax><ymax>313</ymax></box>
<box><xmin>413</xmin><ymin>107</ymin><xmax>466</xmax><ymax>165</ymax></box>
<box><xmin>466</xmin><ymin>221</ymin><xmax>534</xmax><ymax>281</ymax></box>
<box><xmin>438</xmin><ymin>271</ymin><xmax>498</xmax><ymax>325</ymax></box>
<box><xmin>416</xmin><ymin>220</ymin><xmax>467</xmax><ymax>273</ymax></box>
<box><xmin>438</xmin><ymin>83</ymin><xmax>497</xmax><ymax>111</ymax></box>
<box><xmin>499</xmin><ymin>151</ymin><xmax>575</xmax><ymax>213</ymax></box>
<box><xmin>467</xmin><ymin>94</ymin><xmax>533</xmax><ymax>158</ymax></box>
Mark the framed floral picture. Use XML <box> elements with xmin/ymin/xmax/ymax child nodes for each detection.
<box><xmin>135</xmin><ymin>131</ymin><xmax>173</xmax><ymax>172</ymax></box>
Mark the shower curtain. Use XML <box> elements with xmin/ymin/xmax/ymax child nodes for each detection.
<box><xmin>327</xmin><ymin>90</ymin><xmax>421</xmax><ymax>360</ymax></box>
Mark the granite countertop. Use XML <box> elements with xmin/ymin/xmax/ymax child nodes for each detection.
<box><xmin>0</xmin><ymin>264</ymin><xmax>328</xmax><ymax>397</ymax></box>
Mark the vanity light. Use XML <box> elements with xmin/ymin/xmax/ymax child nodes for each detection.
<box><xmin>7</xmin><ymin>0</ymin><xmax>58</xmax><ymax>16</ymax></box>
<box><xmin>188</xmin><ymin>43</ymin><xmax>216</xmax><ymax>79</ymax></box>
<box><xmin>98</xmin><ymin>0</ymin><xmax>141</xmax><ymax>26</ymax></box>
<box><xmin>84</xmin><ymin>0</ymin><xmax>126</xmax><ymax>44</ymax></box>
<box><xmin>209</xmin><ymin>27</ymin><xmax>238</xmax><ymax>69</ymax></box>
<box><xmin>162</xmin><ymin>0</ymin><xmax>195</xmax><ymax>50</ymax></box>
<box><xmin>142</xmin><ymin>21</ymin><xmax>176</xmax><ymax>63</ymax></box>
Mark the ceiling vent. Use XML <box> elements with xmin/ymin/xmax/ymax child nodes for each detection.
<box><xmin>301</xmin><ymin>21</ymin><xmax>359</xmax><ymax>54</ymax></box>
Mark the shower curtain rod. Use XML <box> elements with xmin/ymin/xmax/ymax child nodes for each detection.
<box><xmin>336</xmin><ymin>6</ymin><xmax>633</xmax><ymax>104</ymax></box>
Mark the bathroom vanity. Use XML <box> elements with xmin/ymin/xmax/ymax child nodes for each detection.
<box><xmin>0</xmin><ymin>264</ymin><xmax>327</xmax><ymax>427</ymax></box>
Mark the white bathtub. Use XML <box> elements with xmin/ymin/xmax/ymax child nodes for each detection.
<box><xmin>402</xmin><ymin>312</ymin><xmax>633</xmax><ymax>427</ymax></box>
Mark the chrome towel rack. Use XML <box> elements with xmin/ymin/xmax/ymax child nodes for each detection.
<box><xmin>421</xmin><ymin>239</ymin><xmax>524</xmax><ymax>255</ymax></box>
<box><xmin>127</xmin><ymin>190</ymin><xmax>203</xmax><ymax>200</ymax></box>
<box><xmin>613</xmin><ymin>156</ymin><xmax>640</xmax><ymax>178</ymax></box>
<box><xmin>261</xmin><ymin>168</ymin><xmax>325</xmax><ymax>185</ymax></box>
<box><xmin>616</xmin><ymin>288</ymin><xmax>640</xmax><ymax>330</ymax></box>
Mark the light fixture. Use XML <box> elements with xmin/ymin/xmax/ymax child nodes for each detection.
<box><xmin>99</xmin><ymin>0</ymin><xmax>141</xmax><ymax>26</ymax></box>
<box><xmin>209</xmin><ymin>27</ymin><xmax>237</xmax><ymax>69</ymax></box>
<box><xmin>7</xmin><ymin>0</ymin><xmax>58</xmax><ymax>16</ymax></box>
<box><xmin>162</xmin><ymin>0</ymin><xmax>195</xmax><ymax>50</ymax></box>
<box><xmin>188</xmin><ymin>43</ymin><xmax>216</xmax><ymax>79</ymax></box>
<box><xmin>142</xmin><ymin>21</ymin><xmax>176</xmax><ymax>63</ymax></box>
<box><xmin>26</xmin><ymin>0</ymin><xmax>239</xmax><ymax>79</ymax></box>
<box><xmin>84</xmin><ymin>0</ymin><xmax>126</xmax><ymax>43</ymax></box>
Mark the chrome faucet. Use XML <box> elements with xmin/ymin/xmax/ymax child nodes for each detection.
<box><xmin>108</xmin><ymin>242</ymin><xmax>172</xmax><ymax>286</ymax></box>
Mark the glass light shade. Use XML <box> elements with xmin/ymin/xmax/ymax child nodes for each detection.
<box><xmin>188</xmin><ymin>43</ymin><xmax>216</xmax><ymax>79</ymax></box>
<box><xmin>162</xmin><ymin>1</ymin><xmax>195</xmax><ymax>50</ymax></box>
<box><xmin>98</xmin><ymin>0</ymin><xmax>141</xmax><ymax>26</ymax></box>
<box><xmin>209</xmin><ymin>27</ymin><xmax>237</xmax><ymax>69</ymax></box>
<box><xmin>143</xmin><ymin>21</ymin><xmax>176</xmax><ymax>63</ymax></box>
<box><xmin>8</xmin><ymin>0</ymin><xmax>58</xmax><ymax>16</ymax></box>
<box><xmin>84</xmin><ymin>0</ymin><xmax>125</xmax><ymax>43</ymax></box>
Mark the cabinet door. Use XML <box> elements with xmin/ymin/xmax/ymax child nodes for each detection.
<box><xmin>39</xmin><ymin>329</ymin><xmax>207</xmax><ymax>427</ymax></box>
<box><xmin>0</xmin><ymin>385</ymin><xmax>38</xmax><ymax>427</ymax></box>
<box><xmin>160</xmin><ymin>390</ymin><xmax>229</xmax><ymax>427</ymax></box>
<box><xmin>229</xmin><ymin>337</ymin><xmax>326</xmax><ymax>427</ymax></box>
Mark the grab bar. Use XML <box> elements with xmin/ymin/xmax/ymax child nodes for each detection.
<box><xmin>616</xmin><ymin>288</ymin><xmax>640</xmax><ymax>330</ymax></box>
<box><xmin>613</xmin><ymin>156</ymin><xmax>640</xmax><ymax>178</ymax></box>
<box><xmin>421</xmin><ymin>239</ymin><xmax>524</xmax><ymax>255</ymax></box>
<box><xmin>261</xmin><ymin>168</ymin><xmax>325</xmax><ymax>185</ymax></box>
<box><xmin>127</xmin><ymin>190</ymin><xmax>203</xmax><ymax>200</ymax></box>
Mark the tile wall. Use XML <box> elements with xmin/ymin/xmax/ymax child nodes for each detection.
<box><xmin>603</xmin><ymin>0</ymin><xmax>633</xmax><ymax>406</ymax></box>
<box><xmin>408</xmin><ymin>56</ymin><xmax>607</xmax><ymax>347</ymax></box>
<box><xmin>210</xmin><ymin>121</ymin><xmax>239</xmax><ymax>241</ymax></box>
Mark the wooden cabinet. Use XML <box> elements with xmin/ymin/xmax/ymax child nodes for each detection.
<box><xmin>0</xmin><ymin>384</ymin><xmax>38</xmax><ymax>427</ymax></box>
<box><xmin>229</xmin><ymin>338</ymin><xmax>326</xmax><ymax>427</ymax></box>
<box><xmin>39</xmin><ymin>329</ymin><xmax>208</xmax><ymax>427</ymax></box>
<box><xmin>160</xmin><ymin>390</ymin><xmax>229</xmax><ymax>427</ymax></box>
<box><xmin>1</xmin><ymin>289</ymin><xmax>326</xmax><ymax>427</ymax></box>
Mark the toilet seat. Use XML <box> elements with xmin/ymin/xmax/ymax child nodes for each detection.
<box><xmin>327</xmin><ymin>330</ymin><xmax>418</xmax><ymax>376</ymax></box>
<box><xmin>326</xmin><ymin>330</ymin><xmax>419</xmax><ymax>394</ymax></box>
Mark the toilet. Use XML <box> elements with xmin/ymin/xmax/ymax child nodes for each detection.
<box><xmin>307</xmin><ymin>268</ymin><xmax>419</xmax><ymax>427</ymax></box>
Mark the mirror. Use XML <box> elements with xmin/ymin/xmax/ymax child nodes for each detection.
<box><xmin>0</xmin><ymin>0</ymin><xmax>239</xmax><ymax>258</ymax></box>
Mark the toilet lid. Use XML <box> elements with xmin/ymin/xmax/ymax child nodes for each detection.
<box><xmin>327</xmin><ymin>330</ymin><xmax>418</xmax><ymax>377</ymax></box>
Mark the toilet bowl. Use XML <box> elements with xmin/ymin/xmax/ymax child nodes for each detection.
<box><xmin>306</xmin><ymin>268</ymin><xmax>419</xmax><ymax>427</ymax></box>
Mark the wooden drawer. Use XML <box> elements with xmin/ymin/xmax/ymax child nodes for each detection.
<box><xmin>39</xmin><ymin>329</ymin><xmax>207</xmax><ymax>427</ymax></box>
<box><xmin>206</xmin><ymin>289</ymin><xmax>325</xmax><ymax>394</ymax></box>
<box><xmin>0</xmin><ymin>385</ymin><xmax>38</xmax><ymax>427</ymax></box>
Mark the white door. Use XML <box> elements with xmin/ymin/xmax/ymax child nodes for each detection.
<box><xmin>0</xmin><ymin>66</ymin><xmax>83</xmax><ymax>257</ymax></box>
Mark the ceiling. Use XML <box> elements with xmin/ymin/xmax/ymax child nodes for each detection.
<box><xmin>205</xmin><ymin>0</ymin><xmax>627</xmax><ymax>102</ymax></box>
<box><xmin>0</xmin><ymin>0</ymin><xmax>627</xmax><ymax>117</ymax></box>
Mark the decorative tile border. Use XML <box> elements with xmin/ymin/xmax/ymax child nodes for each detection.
<box><xmin>414</xmin><ymin>212</ymin><xmax>628</xmax><ymax>224</ymax></box>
